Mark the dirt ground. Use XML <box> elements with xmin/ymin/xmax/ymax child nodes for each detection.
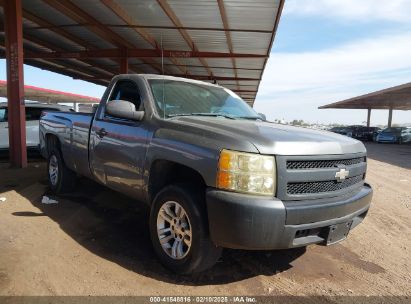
<box><xmin>0</xmin><ymin>143</ymin><xmax>410</xmax><ymax>297</ymax></box>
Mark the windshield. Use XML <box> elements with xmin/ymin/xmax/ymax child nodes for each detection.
<box><xmin>148</xmin><ymin>79</ymin><xmax>260</xmax><ymax>119</ymax></box>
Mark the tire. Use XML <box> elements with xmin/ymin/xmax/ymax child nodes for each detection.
<box><xmin>398</xmin><ymin>137</ymin><xmax>403</xmax><ymax>145</ymax></box>
<box><xmin>149</xmin><ymin>184</ymin><xmax>222</xmax><ymax>274</ymax></box>
<box><xmin>47</xmin><ymin>147</ymin><xmax>76</xmax><ymax>194</ymax></box>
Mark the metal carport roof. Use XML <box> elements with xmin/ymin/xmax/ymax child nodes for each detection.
<box><xmin>0</xmin><ymin>0</ymin><xmax>284</xmax><ymax>106</ymax></box>
<box><xmin>319</xmin><ymin>82</ymin><xmax>411</xmax><ymax>110</ymax></box>
<box><xmin>319</xmin><ymin>82</ymin><xmax>411</xmax><ymax>127</ymax></box>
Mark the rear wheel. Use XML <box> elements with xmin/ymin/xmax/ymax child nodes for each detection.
<box><xmin>149</xmin><ymin>184</ymin><xmax>222</xmax><ymax>274</ymax></box>
<box><xmin>47</xmin><ymin>147</ymin><xmax>76</xmax><ymax>194</ymax></box>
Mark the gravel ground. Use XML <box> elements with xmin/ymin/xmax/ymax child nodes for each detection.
<box><xmin>0</xmin><ymin>143</ymin><xmax>410</xmax><ymax>297</ymax></box>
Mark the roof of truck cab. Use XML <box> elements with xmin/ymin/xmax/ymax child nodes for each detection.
<box><xmin>139</xmin><ymin>73</ymin><xmax>228</xmax><ymax>88</ymax></box>
<box><xmin>0</xmin><ymin>0</ymin><xmax>285</xmax><ymax>106</ymax></box>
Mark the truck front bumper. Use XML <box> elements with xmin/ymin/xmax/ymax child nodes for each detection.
<box><xmin>206</xmin><ymin>184</ymin><xmax>372</xmax><ymax>250</ymax></box>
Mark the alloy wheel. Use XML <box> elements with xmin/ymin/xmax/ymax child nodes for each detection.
<box><xmin>49</xmin><ymin>155</ymin><xmax>59</xmax><ymax>186</ymax></box>
<box><xmin>156</xmin><ymin>201</ymin><xmax>192</xmax><ymax>260</ymax></box>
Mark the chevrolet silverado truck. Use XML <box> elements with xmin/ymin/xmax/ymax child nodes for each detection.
<box><xmin>39</xmin><ymin>74</ymin><xmax>373</xmax><ymax>274</ymax></box>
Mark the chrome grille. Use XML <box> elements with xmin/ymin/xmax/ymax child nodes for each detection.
<box><xmin>286</xmin><ymin>157</ymin><xmax>365</xmax><ymax>170</ymax></box>
<box><xmin>287</xmin><ymin>175</ymin><xmax>364</xmax><ymax>195</ymax></box>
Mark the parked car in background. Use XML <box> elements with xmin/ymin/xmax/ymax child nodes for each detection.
<box><xmin>352</xmin><ymin>126</ymin><xmax>381</xmax><ymax>142</ymax></box>
<box><xmin>0</xmin><ymin>102</ymin><xmax>73</xmax><ymax>151</ymax></box>
<box><xmin>329</xmin><ymin>126</ymin><xmax>350</xmax><ymax>136</ymax></box>
<box><xmin>329</xmin><ymin>125</ymin><xmax>360</xmax><ymax>137</ymax></box>
<box><xmin>376</xmin><ymin>127</ymin><xmax>411</xmax><ymax>144</ymax></box>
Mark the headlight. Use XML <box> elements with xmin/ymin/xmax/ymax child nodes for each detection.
<box><xmin>216</xmin><ymin>149</ymin><xmax>276</xmax><ymax>196</ymax></box>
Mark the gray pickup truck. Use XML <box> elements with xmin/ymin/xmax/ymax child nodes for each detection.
<box><xmin>39</xmin><ymin>74</ymin><xmax>372</xmax><ymax>274</ymax></box>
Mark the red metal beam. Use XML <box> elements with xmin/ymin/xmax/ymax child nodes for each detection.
<box><xmin>231</xmin><ymin>90</ymin><xmax>258</xmax><ymax>93</ymax></box>
<box><xmin>77</xmin><ymin>75</ymin><xmax>260</xmax><ymax>82</ymax></box>
<box><xmin>25</xmin><ymin>24</ymin><xmax>273</xmax><ymax>34</ymax></box>
<box><xmin>20</xmin><ymin>48</ymin><xmax>267</xmax><ymax>59</ymax></box>
<box><xmin>4</xmin><ymin>0</ymin><xmax>27</xmax><ymax>167</ymax></box>
<box><xmin>127</xmin><ymin>62</ymin><xmax>263</xmax><ymax>71</ymax></box>
<box><xmin>120</xmin><ymin>50</ymin><xmax>128</xmax><ymax>74</ymax></box>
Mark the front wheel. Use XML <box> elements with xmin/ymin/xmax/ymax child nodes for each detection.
<box><xmin>149</xmin><ymin>184</ymin><xmax>222</xmax><ymax>274</ymax></box>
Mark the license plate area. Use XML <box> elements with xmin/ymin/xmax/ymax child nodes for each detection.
<box><xmin>325</xmin><ymin>221</ymin><xmax>353</xmax><ymax>245</ymax></box>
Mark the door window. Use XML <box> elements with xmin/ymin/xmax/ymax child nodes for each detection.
<box><xmin>25</xmin><ymin>107</ymin><xmax>44</xmax><ymax>121</ymax></box>
<box><xmin>108</xmin><ymin>80</ymin><xmax>142</xmax><ymax>111</ymax></box>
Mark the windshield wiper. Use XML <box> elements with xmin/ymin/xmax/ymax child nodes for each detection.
<box><xmin>237</xmin><ymin>116</ymin><xmax>264</xmax><ymax>120</ymax></box>
<box><xmin>167</xmin><ymin>113</ymin><xmax>193</xmax><ymax>117</ymax></box>
<box><xmin>192</xmin><ymin>113</ymin><xmax>237</xmax><ymax>119</ymax></box>
<box><xmin>167</xmin><ymin>113</ymin><xmax>236</xmax><ymax>119</ymax></box>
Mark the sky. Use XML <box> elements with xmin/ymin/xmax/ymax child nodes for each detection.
<box><xmin>1</xmin><ymin>0</ymin><xmax>410</xmax><ymax>126</ymax></box>
<box><xmin>254</xmin><ymin>0</ymin><xmax>411</xmax><ymax>125</ymax></box>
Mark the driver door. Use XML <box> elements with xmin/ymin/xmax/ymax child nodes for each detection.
<box><xmin>90</xmin><ymin>80</ymin><xmax>149</xmax><ymax>200</ymax></box>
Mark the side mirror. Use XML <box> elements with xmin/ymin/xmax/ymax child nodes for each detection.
<box><xmin>105</xmin><ymin>100</ymin><xmax>144</xmax><ymax>121</ymax></box>
<box><xmin>258</xmin><ymin>113</ymin><xmax>267</xmax><ymax>121</ymax></box>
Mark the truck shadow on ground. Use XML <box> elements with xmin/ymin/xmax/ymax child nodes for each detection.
<box><xmin>365</xmin><ymin>142</ymin><xmax>411</xmax><ymax>170</ymax></box>
<box><xmin>14</xmin><ymin>175</ymin><xmax>306</xmax><ymax>285</ymax></box>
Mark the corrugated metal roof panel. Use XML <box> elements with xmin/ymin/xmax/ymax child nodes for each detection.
<box><xmin>109</xmin><ymin>27</ymin><xmax>156</xmax><ymax>49</ymax></box>
<box><xmin>224</xmin><ymin>0</ymin><xmax>280</xmax><ymax>31</ymax></box>
<box><xmin>166</xmin><ymin>57</ymin><xmax>204</xmax><ymax>67</ymax></box>
<box><xmin>30</xmin><ymin>29</ymin><xmax>84</xmax><ymax>51</ymax></box>
<box><xmin>186</xmin><ymin>66</ymin><xmax>208</xmax><ymax>75</ymax></box>
<box><xmin>22</xmin><ymin>0</ymin><xmax>76</xmax><ymax>26</ymax></box>
<box><xmin>63</xmin><ymin>26</ymin><xmax>115</xmax><ymax>49</ymax></box>
<box><xmin>187</xmin><ymin>30</ymin><xmax>230</xmax><ymax>53</ymax></box>
<box><xmin>238</xmin><ymin>80</ymin><xmax>260</xmax><ymax>86</ymax></box>
<box><xmin>168</xmin><ymin>0</ymin><xmax>224</xmax><ymax>29</ymax></box>
<box><xmin>236</xmin><ymin>69</ymin><xmax>262</xmax><ymax>79</ymax></box>
<box><xmin>117</xmin><ymin>0</ymin><xmax>175</xmax><ymax>27</ymax></box>
<box><xmin>70</xmin><ymin>0</ymin><xmax>125</xmax><ymax>25</ymax></box>
<box><xmin>204</xmin><ymin>58</ymin><xmax>234</xmax><ymax>68</ymax></box>
<box><xmin>209</xmin><ymin>68</ymin><xmax>235</xmax><ymax>78</ymax></box>
<box><xmin>231</xmin><ymin>32</ymin><xmax>271</xmax><ymax>55</ymax></box>
<box><xmin>13</xmin><ymin>0</ymin><xmax>284</xmax><ymax>104</ymax></box>
<box><xmin>22</xmin><ymin>40</ymin><xmax>51</xmax><ymax>53</ymax></box>
<box><xmin>141</xmin><ymin>64</ymin><xmax>162</xmax><ymax>74</ymax></box>
<box><xmin>235</xmin><ymin>58</ymin><xmax>265</xmax><ymax>69</ymax></box>
<box><xmin>144</xmin><ymin>28</ymin><xmax>191</xmax><ymax>51</ymax></box>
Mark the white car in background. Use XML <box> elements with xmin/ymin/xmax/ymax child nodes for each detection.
<box><xmin>0</xmin><ymin>102</ymin><xmax>73</xmax><ymax>152</ymax></box>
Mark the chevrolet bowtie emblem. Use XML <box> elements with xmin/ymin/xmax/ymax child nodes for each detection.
<box><xmin>335</xmin><ymin>168</ymin><xmax>349</xmax><ymax>182</ymax></box>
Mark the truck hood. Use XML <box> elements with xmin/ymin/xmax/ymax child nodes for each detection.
<box><xmin>170</xmin><ymin>117</ymin><xmax>366</xmax><ymax>155</ymax></box>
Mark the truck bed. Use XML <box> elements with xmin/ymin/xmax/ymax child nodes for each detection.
<box><xmin>39</xmin><ymin>111</ymin><xmax>94</xmax><ymax>178</ymax></box>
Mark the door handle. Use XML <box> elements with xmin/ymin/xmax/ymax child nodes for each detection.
<box><xmin>96</xmin><ymin>128</ymin><xmax>108</xmax><ymax>138</ymax></box>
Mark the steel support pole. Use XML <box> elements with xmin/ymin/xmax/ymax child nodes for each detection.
<box><xmin>366</xmin><ymin>108</ymin><xmax>371</xmax><ymax>127</ymax></box>
<box><xmin>4</xmin><ymin>0</ymin><xmax>26</xmax><ymax>168</ymax></box>
<box><xmin>120</xmin><ymin>58</ymin><xmax>128</xmax><ymax>73</ymax></box>
<box><xmin>388</xmin><ymin>108</ymin><xmax>393</xmax><ymax>127</ymax></box>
